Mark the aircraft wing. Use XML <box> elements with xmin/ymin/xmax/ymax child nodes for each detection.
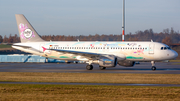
<box><xmin>48</xmin><ymin>49</ymin><xmax>101</xmax><ymax>59</ymax></box>
<box><xmin>48</xmin><ymin>49</ymin><xmax>126</xmax><ymax>60</ymax></box>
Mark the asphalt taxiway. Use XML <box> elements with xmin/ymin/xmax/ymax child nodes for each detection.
<box><xmin>0</xmin><ymin>62</ymin><xmax>180</xmax><ymax>74</ymax></box>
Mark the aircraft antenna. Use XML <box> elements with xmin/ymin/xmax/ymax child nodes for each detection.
<box><xmin>122</xmin><ymin>0</ymin><xmax>125</xmax><ymax>41</ymax></box>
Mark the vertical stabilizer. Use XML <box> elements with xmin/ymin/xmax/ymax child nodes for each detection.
<box><xmin>15</xmin><ymin>14</ymin><xmax>44</xmax><ymax>43</ymax></box>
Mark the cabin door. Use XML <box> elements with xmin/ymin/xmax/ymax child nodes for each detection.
<box><xmin>149</xmin><ymin>44</ymin><xmax>154</xmax><ymax>54</ymax></box>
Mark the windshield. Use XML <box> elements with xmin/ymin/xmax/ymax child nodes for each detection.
<box><xmin>160</xmin><ymin>47</ymin><xmax>171</xmax><ymax>50</ymax></box>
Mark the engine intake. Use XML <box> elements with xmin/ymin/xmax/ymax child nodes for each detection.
<box><xmin>98</xmin><ymin>55</ymin><xmax>117</xmax><ymax>67</ymax></box>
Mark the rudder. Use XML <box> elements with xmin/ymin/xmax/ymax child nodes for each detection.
<box><xmin>15</xmin><ymin>14</ymin><xmax>44</xmax><ymax>43</ymax></box>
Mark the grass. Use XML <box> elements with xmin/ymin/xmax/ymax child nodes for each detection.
<box><xmin>0</xmin><ymin>44</ymin><xmax>12</xmax><ymax>48</ymax></box>
<box><xmin>169</xmin><ymin>60</ymin><xmax>180</xmax><ymax>62</ymax></box>
<box><xmin>0</xmin><ymin>84</ymin><xmax>179</xmax><ymax>101</ymax></box>
<box><xmin>0</xmin><ymin>72</ymin><xmax>180</xmax><ymax>100</ymax></box>
<box><xmin>1</xmin><ymin>72</ymin><xmax>180</xmax><ymax>84</ymax></box>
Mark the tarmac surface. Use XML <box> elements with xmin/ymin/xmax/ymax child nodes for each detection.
<box><xmin>0</xmin><ymin>62</ymin><xmax>180</xmax><ymax>87</ymax></box>
<box><xmin>0</xmin><ymin>62</ymin><xmax>180</xmax><ymax>74</ymax></box>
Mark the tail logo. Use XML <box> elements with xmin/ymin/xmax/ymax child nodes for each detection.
<box><xmin>19</xmin><ymin>23</ymin><xmax>35</xmax><ymax>39</ymax></box>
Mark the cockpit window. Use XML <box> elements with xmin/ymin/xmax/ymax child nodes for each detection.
<box><xmin>167</xmin><ymin>47</ymin><xmax>171</xmax><ymax>49</ymax></box>
<box><xmin>161</xmin><ymin>47</ymin><xmax>171</xmax><ymax>50</ymax></box>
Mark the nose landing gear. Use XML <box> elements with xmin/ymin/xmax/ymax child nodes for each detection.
<box><xmin>151</xmin><ymin>66</ymin><xmax>156</xmax><ymax>71</ymax></box>
<box><xmin>151</xmin><ymin>61</ymin><xmax>156</xmax><ymax>71</ymax></box>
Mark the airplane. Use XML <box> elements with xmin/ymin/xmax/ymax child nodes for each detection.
<box><xmin>12</xmin><ymin>14</ymin><xmax>178</xmax><ymax>71</ymax></box>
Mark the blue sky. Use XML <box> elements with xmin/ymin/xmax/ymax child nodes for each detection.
<box><xmin>0</xmin><ymin>0</ymin><xmax>180</xmax><ymax>37</ymax></box>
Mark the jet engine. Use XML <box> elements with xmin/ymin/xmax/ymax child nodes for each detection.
<box><xmin>118</xmin><ymin>60</ymin><xmax>135</xmax><ymax>67</ymax></box>
<box><xmin>98</xmin><ymin>55</ymin><xmax>117</xmax><ymax>67</ymax></box>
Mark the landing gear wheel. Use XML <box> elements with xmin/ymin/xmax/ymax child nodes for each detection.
<box><xmin>99</xmin><ymin>66</ymin><xmax>106</xmax><ymax>70</ymax></box>
<box><xmin>86</xmin><ymin>65</ymin><xmax>93</xmax><ymax>70</ymax></box>
<box><xmin>151</xmin><ymin>66</ymin><xmax>156</xmax><ymax>71</ymax></box>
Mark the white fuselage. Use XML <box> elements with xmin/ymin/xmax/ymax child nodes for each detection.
<box><xmin>12</xmin><ymin>41</ymin><xmax>178</xmax><ymax>62</ymax></box>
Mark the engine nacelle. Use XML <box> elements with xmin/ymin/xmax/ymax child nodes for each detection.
<box><xmin>118</xmin><ymin>60</ymin><xmax>135</xmax><ymax>67</ymax></box>
<box><xmin>98</xmin><ymin>55</ymin><xmax>117</xmax><ymax>67</ymax></box>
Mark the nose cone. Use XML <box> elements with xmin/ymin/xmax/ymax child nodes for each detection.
<box><xmin>171</xmin><ymin>50</ymin><xmax>178</xmax><ymax>59</ymax></box>
<box><xmin>169</xmin><ymin>50</ymin><xmax>178</xmax><ymax>59</ymax></box>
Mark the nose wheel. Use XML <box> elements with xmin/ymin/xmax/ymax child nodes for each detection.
<box><xmin>151</xmin><ymin>61</ymin><xmax>156</xmax><ymax>71</ymax></box>
<box><xmin>151</xmin><ymin>66</ymin><xmax>156</xmax><ymax>71</ymax></box>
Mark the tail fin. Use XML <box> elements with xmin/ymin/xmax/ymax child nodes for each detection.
<box><xmin>15</xmin><ymin>14</ymin><xmax>44</xmax><ymax>43</ymax></box>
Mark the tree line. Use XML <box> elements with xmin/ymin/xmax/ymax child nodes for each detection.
<box><xmin>0</xmin><ymin>28</ymin><xmax>179</xmax><ymax>45</ymax></box>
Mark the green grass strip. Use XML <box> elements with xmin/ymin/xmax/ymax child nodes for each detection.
<box><xmin>0</xmin><ymin>72</ymin><xmax>180</xmax><ymax>84</ymax></box>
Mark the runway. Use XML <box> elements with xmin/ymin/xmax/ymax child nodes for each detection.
<box><xmin>0</xmin><ymin>62</ymin><xmax>180</xmax><ymax>74</ymax></box>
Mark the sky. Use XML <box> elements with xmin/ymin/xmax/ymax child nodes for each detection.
<box><xmin>0</xmin><ymin>0</ymin><xmax>180</xmax><ymax>37</ymax></box>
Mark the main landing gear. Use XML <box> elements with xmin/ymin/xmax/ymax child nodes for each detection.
<box><xmin>86</xmin><ymin>65</ymin><xmax>106</xmax><ymax>70</ymax></box>
<box><xmin>151</xmin><ymin>61</ymin><xmax>156</xmax><ymax>71</ymax></box>
<box><xmin>99</xmin><ymin>66</ymin><xmax>106</xmax><ymax>70</ymax></box>
<box><xmin>86</xmin><ymin>65</ymin><xmax>93</xmax><ymax>70</ymax></box>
